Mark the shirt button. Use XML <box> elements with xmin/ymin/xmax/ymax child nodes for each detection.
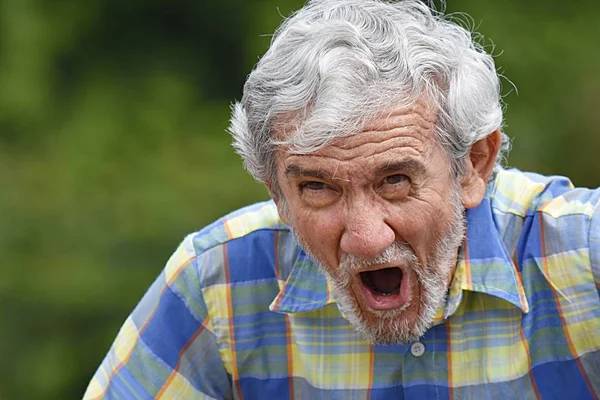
<box><xmin>411</xmin><ymin>342</ymin><xmax>425</xmax><ymax>357</ymax></box>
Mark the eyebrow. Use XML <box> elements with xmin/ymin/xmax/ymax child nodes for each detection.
<box><xmin>375</xmin><ymin>159</ymin><xmax>426</xmax><ymax>177</ymax></box>
<box><xmin>284</xmin><ymin>165</ymin><xmax>329</xmax><ymax>180</ymax></box>
<box><xmin>284</xmin><ymin>158</ymin><xmax>427</xmax><ymax>181</ymax></box>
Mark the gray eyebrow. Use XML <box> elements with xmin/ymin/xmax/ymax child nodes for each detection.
<box><xmin>284</xmin><ymin>158</ymin><xmax>426</xmax><ymax>183</ymax></box>
<box><xmin>376</xmin><ymin>159</ymin><xmax>426</xmax><ymax>177</ymax></box>
<box><xmin>284</xmin><ymin>165</ymin><xmax>329</xmax><ymax>180</ymax></box>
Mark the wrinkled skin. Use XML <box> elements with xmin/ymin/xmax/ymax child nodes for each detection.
<box><xmin>270</xmin><ymin>102</ymin><xmax>500</xmax><ymax>343</ymax></box>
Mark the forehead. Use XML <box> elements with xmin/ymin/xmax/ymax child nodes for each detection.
<box><xmin>278</xmin><ymin>102</ymin><xmax>444</xmax><ymax>174</ymax></box>
<box><xmin>334</xmin><ymin>102</ymin><xmax>437</xmax><ymax>150</ymax></box>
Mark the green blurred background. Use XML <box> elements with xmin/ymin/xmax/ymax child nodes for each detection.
<box><xmin>1</xmin><ymin>0</ymin><xmax>598</xmax><ymax>398</ymax></box>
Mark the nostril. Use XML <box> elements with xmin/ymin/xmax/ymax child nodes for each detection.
<box><xmin>340</xmin><ymin>222</ymin><xmax>395</xmax><ymax>259</ymax></box>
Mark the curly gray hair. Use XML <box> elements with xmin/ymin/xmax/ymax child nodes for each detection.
<box><xmin>228</xmin><ymin>0</ymin><xmax>509</xmax><ymax>189</ymax></box>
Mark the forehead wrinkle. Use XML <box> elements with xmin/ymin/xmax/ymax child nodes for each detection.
<box><xmin>362</xmin><ymin>101</ymin><xmax>437</xmax><ymax>132</ymax></box>
<box><xmin>332</xmin><ymin>125</ymin><xmax>430</xmax><ymax>151</ymax></box>
<box><xmin>325</xmin><ymin>135</ymin><xmax>427</xmax><ymax>161</ymax></box>
<box><xmin>365</xmin><ymin>116</ymin><xmax>435</xmax><ymax>135</ymax></box>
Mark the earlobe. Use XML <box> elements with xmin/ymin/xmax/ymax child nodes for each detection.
<box><xmin>460</xmin><ymin>129</ymin><xmax>502</xmax><ymax>209</ymax></box>
<box><xmin>460</xmin><ymin>172</ymin><xmax>486</xmax><ymax>209</ymax></box>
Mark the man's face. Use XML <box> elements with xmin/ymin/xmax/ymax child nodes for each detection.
<box><xmin>273</xmin><ymin>103</ymin><xmax>467</xmax><ymax>344</ymax></box>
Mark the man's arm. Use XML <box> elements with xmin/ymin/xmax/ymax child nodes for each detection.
<box><xmin>591</xmin><ymin>192</ymin><xmax>600</xmax><ymax>299</ymax></box>
<box><xmin>83</xmin><ymin>237</ymin><xmax>232</xmax><ymax>400</ymax></box>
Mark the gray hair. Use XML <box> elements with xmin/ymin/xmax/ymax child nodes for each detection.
<box><xmin>228</xmin><ymin>0</ymin><xmax>510</xmax><ymax>188</ymax></box>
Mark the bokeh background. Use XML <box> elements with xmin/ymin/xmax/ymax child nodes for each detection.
<box><xmin>1</xmin><ymin>0</ymin><xmax>598</xmax><ymax>398</ymax></box>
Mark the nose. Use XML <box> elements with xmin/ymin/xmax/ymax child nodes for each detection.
<box><xmin>340</xmin><ymin>199</ymin><xmax>395</xmax><ymax>259</ymax></box>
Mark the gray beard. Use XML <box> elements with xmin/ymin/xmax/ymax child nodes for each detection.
<box><xmin>289</xmin><ymin>192</ymin><xmax>466</xmax><ymax>345</ymax></box>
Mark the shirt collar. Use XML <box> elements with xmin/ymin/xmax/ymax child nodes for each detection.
<box><xmin>270</xmin><ymin>195</ymin><xmax>529</xmax><ymax>317</ymax></box>
<box><xmin>269</xmin><ymin>248</ymin><xmax>336</xmax><ymax>313</ymax></box>
<box><xmin>433</xmin><ymin>195</ymin><xmax>530</xmax><ymax>323</ymax></box>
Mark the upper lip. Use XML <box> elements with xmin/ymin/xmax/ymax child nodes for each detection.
<box><xmin>352</xmin><ymin>263</ymin><xmax>406</xmax><ymax>276</ymax></box>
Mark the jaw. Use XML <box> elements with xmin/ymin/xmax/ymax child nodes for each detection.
<box><xmin>334</xmin><ymin>272</ymin><xmax>424</xmax><ymax>345</ymax></box>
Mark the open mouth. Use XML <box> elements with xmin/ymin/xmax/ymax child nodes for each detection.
<box><xmin>357</xmin><ymin>267</ymin><xmax>409</xmax><ymax>310</ymax></box>
<box><xmin>360</xmin><ymin>267</ymin><xmax>402</xmax><ymax>296</ymax></box>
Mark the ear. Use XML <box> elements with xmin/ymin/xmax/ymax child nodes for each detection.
<box><xmin>460</xmin><ymin>129</ymin><xmax>502</xmax><ymax>209</ymax></box>
<box><xmin>265</xmin><ymin>180</ymin><xmax>292</xmax><ymax>225</ymax></box>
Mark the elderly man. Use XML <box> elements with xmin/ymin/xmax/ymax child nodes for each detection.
<box><xmin>85</xmin><ymin>0</ymin><xmax>600</xmax><ymax>399</ymax></box>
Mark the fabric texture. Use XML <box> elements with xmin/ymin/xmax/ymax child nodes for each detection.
<box><xmin>84</xmin><ymin>168</ymin><xmax>600</xmax><ymax>399</ymax></box>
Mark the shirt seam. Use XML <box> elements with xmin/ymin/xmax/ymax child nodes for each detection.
<box><xmin>194</xmin><ymin>227</ymin><xmax>291</xmax><ymax>255</ymax></box>
<box><xmin>491</xmin><ymin>204</ymin><xmax>594</xmax><ymax>219</ymax></box>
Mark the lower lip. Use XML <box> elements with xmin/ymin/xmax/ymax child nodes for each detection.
<box><xmin>358</xmin><ymin>270</ymin><xmax>411</xmax><ymax>311</ymax></box>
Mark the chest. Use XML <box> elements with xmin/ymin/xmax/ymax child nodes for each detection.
<box><xmin>216</xmin><ymin>296</ymin><xmax>600</xmax><ymax>399</ymax></box>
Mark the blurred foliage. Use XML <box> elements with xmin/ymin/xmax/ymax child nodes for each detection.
<box><xmin>0</xmin><ymin>0</ymin><xmax>598</xmax><ymax>399</ymax></box>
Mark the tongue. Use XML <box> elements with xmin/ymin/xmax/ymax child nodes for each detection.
<box><xmin>368</xmin><ymin>267</ymin><xmax>402</xmax><ymax>293</ymax></box>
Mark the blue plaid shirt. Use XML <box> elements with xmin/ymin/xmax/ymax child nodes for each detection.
<box><xmin>85</xmin><ymin>168</ymin><xmax>600</xmax><ymax>399</ymax></box>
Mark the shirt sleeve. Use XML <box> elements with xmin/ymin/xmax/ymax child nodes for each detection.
<box><xmin>83</xmin><ymin>236</ymin><xmax>233</xmax><ymax>400</ymax></box>
<box><xmin>590</xmin><ymin>193</ymin><xmax>600</xmax><ymax>299</ymax></box>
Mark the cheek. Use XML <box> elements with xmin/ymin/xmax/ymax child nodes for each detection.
<box><xmin>387</xmin><ymin>201</ymin><xmax>454</xmax><ymax>251</ymax></box>
<box><xmin>293</xmin><ymin>209</ymin><xmax>344</xmax><ymax>265</ymax></box>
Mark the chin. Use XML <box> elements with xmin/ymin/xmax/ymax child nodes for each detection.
<box><xmin>352</xmin><ymin>310</ymin><xmax>423</xmax><ymax>345</ymax></box>
<box><xmin>332</xmin><ymin>279</ymin><xmax>437</xmax><ymax>345</ymax></box>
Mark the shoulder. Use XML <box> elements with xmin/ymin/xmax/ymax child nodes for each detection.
<box><xmin>185</xmin><ymin>200</ymin><xmax>289</xmax><ymax>254</ymax></box>
<box><xmin>490</xmin><ymin>168</ymin><xmax>600</xmax><ymax>219</ymax></box>
<box><xmin>166</xmin><ymin>200</ymin><xmax>292</xmax><ymax>286</ymax></box>
<box><xmin>487</xmin><ymin>168</ymin><xmax>600</xmax><ymax>264</ymax></box>
<box><xmin>490</xmin><ymin>168</ymin><xmax>600</xmax><ymax>292</ymax></box>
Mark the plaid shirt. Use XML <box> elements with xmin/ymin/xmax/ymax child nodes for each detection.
<box><xmin>85</xmin><ymin>169</ymin><xmax>600</xmax><ymax>399</ymax></box>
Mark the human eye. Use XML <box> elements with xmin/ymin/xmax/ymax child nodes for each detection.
<box><xmin>299</xmin><ymin>181</ymin><xmax>328</xmax><ymax>191</ymax></box>
<box><xmin>384</xmin><ymin>174</ymin><xmax>409</xmax><ymax>185</ymax></box>
<box><xmin>297</xmin><ymin>180</ymin><xmax>339</xmax><ymax>207</ymax></box>
<box><xmin>380</xmin><ymin>174</ymin><xmax>411</xmax><ymax>200</ymax></box>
